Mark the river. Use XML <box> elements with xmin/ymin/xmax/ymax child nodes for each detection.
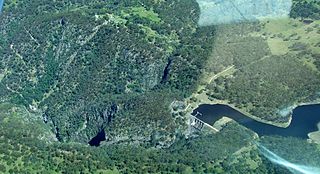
<box><xmin>192</xmin><ymin>104</ymin><xmax>320</xmax><ymax>138</ymax></box>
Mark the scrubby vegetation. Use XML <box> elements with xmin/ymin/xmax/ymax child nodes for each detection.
<box><xmin>1</xmin><ymin>0</ymin><xmax>320</xmax><ymax>173</ymax></box>
<box><xmin>290</xmin><ymin>0</ymin><xmax>320</xmax><ymax>20</ymax></box>
<box><xmin>0</xmin><ymin>0</ymin><xmax>215</xmax><ymax>143</ymax></box>
<box><xmin>0</xmin><ymin>103</ymin><xmax>297</xmax><ymax>173</ymax></box>
<box><xmin>260</xmin><ymin>136</ymin><xmax>320</xmax><ymax>167</ymax></box>
<box><xmin>205</xmin><ymin>6</ymin><xmax>320</xmax><ymax>123</ymax></box>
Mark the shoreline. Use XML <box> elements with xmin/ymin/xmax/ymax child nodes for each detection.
<box><xmin>184</xmin><ymin>96</ymin><xmax>320</xmax><ymax>144</ymax></box>
<box><xmin>184</xmin><ymin>93</ymin><xmax>320</xmax><ymax>129</ymax></box>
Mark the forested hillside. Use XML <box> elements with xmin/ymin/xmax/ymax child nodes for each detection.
<box><xmin>0</xmin><ymin>0</ymin><xmax>215</xmax><ymax>143</ymax></box>
<box><xmin>0</xmin><ymin>103</ymin><xmax>300</xmax><ymax>173</ymax></box>
<box><xmin>1</xmin><ymin>0</ymin><xmax>320</xmax><ymax>173</ymax></box>
<box><xmin>197</xmin><ymin>0</ymin><xmax>320</xmax><ymax>124</ymax></box>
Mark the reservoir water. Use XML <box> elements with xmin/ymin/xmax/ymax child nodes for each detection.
<box><xmin>192</xmin><ymin>104</ymin><xmax>320</xmax><ymax>138</ymax></box>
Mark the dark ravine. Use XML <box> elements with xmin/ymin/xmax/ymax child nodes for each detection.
<box><xmin>88</xmin><ymin>129</ymin><xmax>106</xmax><ymax>147</ymax></box>
<box><xmin>160</xmin><ymin>57</ymin><xmax>173</xmax><ymax>84</ymax></box>
<box><xmin>192</xmin><ymin>104</ymin><xmax>320</xmax><ymax>139</ymax></box>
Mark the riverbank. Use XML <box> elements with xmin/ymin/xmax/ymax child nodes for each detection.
<box><xmin>182</xmin><ymin>64</ymin><xmax>291</xmax><ymax>128</ymax></box>
<box><xmin>184</xmin><ymin>76</ymin><xmax>320</xmax><ymax>129</ymax></box>
<box><xmin>184</xmin><ymin>89</ymin><xmax>291</xmax><ymax>128</ymax></box>
<box><xmin>191</xmin><ymin>102</ymin><xmax>320</xmax><ymax>142</ymax></box>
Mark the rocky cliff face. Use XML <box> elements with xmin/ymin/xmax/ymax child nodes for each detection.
<box><xmin>0</xmin><ymin>0</ymin><xmax>216</xmax><ymax>144</ymax></box>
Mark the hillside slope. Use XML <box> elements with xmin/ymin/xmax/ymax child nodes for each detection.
<box><xmin>0</xmin><ymin>0</ymin><xmax>215</xmax><ymax>143</ymax></box>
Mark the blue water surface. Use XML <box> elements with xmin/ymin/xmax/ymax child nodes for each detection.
<box><xmin>193</xmin><ymin>104</ymin><xmax>320</xmax><ymax>138</ymax></box>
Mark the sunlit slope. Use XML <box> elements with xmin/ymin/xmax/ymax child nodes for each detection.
<box><xmin>197</xmin><ymin>0</ymin><xmax>292</xmax><ymax>26</ymax></box>
<box><xmin>197</xmin><ymin>0</ymin><xmax>320</xmax><ymax>125</ymax></box>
